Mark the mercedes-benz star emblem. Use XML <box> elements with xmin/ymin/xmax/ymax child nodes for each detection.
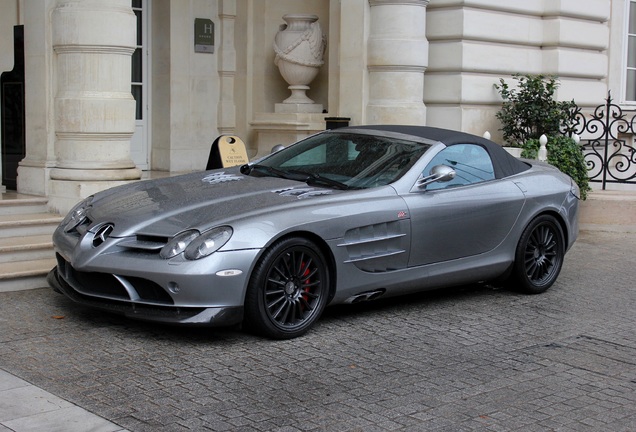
<box><xmin>92</xmin><ymin>224</ymin><xmax>114</xmax><ymax>247</ymax></box>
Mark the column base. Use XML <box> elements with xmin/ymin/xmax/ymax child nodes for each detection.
<box><xmin>50</xmin><ymin>167</ymin><xmax>142</xmax><ymax>181</ymax></box>
<box><xmin>17</xmin><ymin>164</ymin><xmax>53</xmax><ymax>197</ymax></box>
<box><xmin>366</xmin><ymin>103</ymin><xmax>426</xmax><ymax>126</ymax></box>
<box><xmin>48</xmin><ymin>178</ymin><xmax>142</xmax><ymax>214</ymax></box>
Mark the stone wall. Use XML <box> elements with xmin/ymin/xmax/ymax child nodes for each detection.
<box><xmin>425</xmin><ymin>0</ymin><xmax>610</xmax><ymax>142</ymax></box>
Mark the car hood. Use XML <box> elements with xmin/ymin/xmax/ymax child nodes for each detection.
<box><xmin>87</xmin><ymin>168</ymin><xmax>344</xmax><ymax>237</ymax></box>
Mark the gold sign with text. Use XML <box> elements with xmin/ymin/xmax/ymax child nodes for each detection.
<box><xmin>217</xmin><ymin>136</ymin><xmax>249</xmax><ymax>168</ymax></box>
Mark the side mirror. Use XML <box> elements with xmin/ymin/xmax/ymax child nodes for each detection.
<box><xmin>271</xmin><ymin>144</ymin><xmax>285</xmax><ymax>154</ymax></box>
<box><xmin>417</xmin><ymin>164</ymin><xmax>456</xmax><ymax>188</ymax></box>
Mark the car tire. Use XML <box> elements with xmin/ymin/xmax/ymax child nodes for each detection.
<box><xmin>244</xmin><ymin>237</ymin><xmax>330</xmax><ymax>339</ymax></box>
<box><xmin>510</xmin><ymin>214</ymin><xmax>565</xmax><ymax>294</ymax></box>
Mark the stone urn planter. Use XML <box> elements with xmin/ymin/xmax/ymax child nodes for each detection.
<box><xmin>274</xmin><ymin>14</ymin><xmax>326</xmax><ymax>107</ymax></box>
<box><xmin>483</xmin><ymin>132</ymin><xmax>523</xmax><ymax>158</ymax></box>
<box><xmin>503</xmin><ymin>147</ymin><xmax>523</xmax><ymax>158</ymax></box>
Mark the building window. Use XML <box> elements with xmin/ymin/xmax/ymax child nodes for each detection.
<box><xmin>132</xmin><ymin>0</ymin><xmax>143</xmax><ymax>119</ymax></box>
<box><xmin>626</xmin><ymin>1</ymin><xmax>636</xmax><ymax>102</ymax></box>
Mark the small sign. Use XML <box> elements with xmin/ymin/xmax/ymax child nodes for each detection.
<box><xmin>206</xmin><ymin>136</ymin><xmax>249</xmax><ymax>169</ymax></box>
<box><xmin>194</xmin><ymin>18</ymin><xmax>214</xmax><ymax>53</ymax></box>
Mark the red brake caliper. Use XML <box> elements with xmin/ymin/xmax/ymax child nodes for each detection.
<box><xmin>301</xmin><ymin>262</ymin><xmax>311</xmax><ymax>308</ymax></box>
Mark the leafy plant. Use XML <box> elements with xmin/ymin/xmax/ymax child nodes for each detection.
<box><xmin>494</xmin><ymin>74</ymin><xmax>577</xmax><ymax>147</ymax></box>
<box><xmin>521</xmin><ymin>136</ymin><xmax>591</xmax><ymax>200</ymax></box>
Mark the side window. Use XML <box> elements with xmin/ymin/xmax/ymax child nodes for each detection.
<box><xmin>423</xmin><ymin>144</ymin><xmax>495</xmax><ymax>190</ymax></box>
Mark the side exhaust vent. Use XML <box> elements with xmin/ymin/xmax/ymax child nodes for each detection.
<box><xmin>344</xmin><ymin>289</ymin><xmax>386</xmax><ymax>304</ymax></box>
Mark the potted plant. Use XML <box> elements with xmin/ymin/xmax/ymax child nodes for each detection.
<box><xmin>494</xmin><ymin>74</ymin><xmax>576</xmax><ymax>151</ymax></box>
<box><xmin>494</xmin><ymin>74</ymin><xmax>589</xmax><ymax>199</ymax></box>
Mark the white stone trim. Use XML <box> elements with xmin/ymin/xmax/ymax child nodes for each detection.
<box><xmin>53</xmin><ymin>45</ymin><xmax>135</xmax><ymax>55</ymax></box>
<box><xmin>369</xmin><ymin>0</ymin><xmax>429</xmax><ymax>7</ymax></box>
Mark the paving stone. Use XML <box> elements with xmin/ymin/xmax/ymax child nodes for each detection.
<box><xmin>1</xmin><ymin>231</ymin><xmax>636</xmax><ymax>431</ymax></box>
<box><xmin>3</xmin><ymin>406</ymin><xmax>122</xmax><ymax>432</ymax></box>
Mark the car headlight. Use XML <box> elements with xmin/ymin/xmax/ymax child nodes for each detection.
<box><xmin>160</xmin><ymin>227</ymin><xmax>233</xmax><ymax>260</ymax></box>
<box><xmin>184</xmin><ymin>226</ymin><xmax>233</xmax><ymax>260</ymax></box>
<box><xmin>160</xmin><ymin>230</ymin><xmax>200</xmax><ymax>259</ymax></box>
<box><xmin>62</xmin><ymin>196</ymin><xmax>93</xmax><ymax>233</ymax></box>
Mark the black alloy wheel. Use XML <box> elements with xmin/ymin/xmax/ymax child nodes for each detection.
<box><xmin>511</xmin><ymin>215</ymin><xmax>565</xmax><ymax>294</ymax></box>
<box><xmin>244</xmin><ymin>237</ymin><xmax>330</xmax><ymax>339</ymax></box>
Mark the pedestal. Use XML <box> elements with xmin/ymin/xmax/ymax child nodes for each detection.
<box><xmin>250</xmin><ymin>113</ymin><xmax>327</xmax><ymax>158</ymax></box>
<box><xmin>274</xmin><ymin>103</ymin><xmax>324</xmax><ymax>114</ymax></box>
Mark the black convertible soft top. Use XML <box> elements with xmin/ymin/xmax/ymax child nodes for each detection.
<box><xmin>337</xmin><ymin>125</ymin><xmax>531</xmax><ymax>180</ymax></box>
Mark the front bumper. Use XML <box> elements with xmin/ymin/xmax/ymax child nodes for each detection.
<box><xmin>51</xmin><ymin>222</ymin><xmax>263</xmax><ymax>321</ymax></box>
<box><xmin>48</xmin><ymin>265</ymin><xmax>244</xmax><ymax>326</ymax></box>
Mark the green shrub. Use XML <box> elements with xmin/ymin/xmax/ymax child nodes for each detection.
<box><xmin>521</xmin><ymin>136</ymin><xmax>591</xmax><ymax>200</ymax></box>
<box><xmin>495</xmin><ymin>74</ymin><xmax>577</xmax><ymax>147</ymax></box>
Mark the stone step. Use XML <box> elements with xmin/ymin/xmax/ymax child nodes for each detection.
<box><xmin>0</xmin><ymin>258</ymin><xmax>57</xmax><ymax>292</ymax></box>
<box><xmin>0</xmin><ymin>193</ymin><xmax>62</xmax><ymax>292</ymax></box>
<box><xmin>0</xmin><ymin>194</ymin><xmax>49</xmax><ymax>215</ymax></box>
<box><xmin>0</xmin><ymin>234</ymin><xmax>55</xmax><ymax>264</ymax></box>
<box><xmin>579</xmin><ymin>190</ymin><xmax>636</xmax><ymax>233</ymax></box>
<box><xmin>0</xmin><ymin>212</ymin><xmax>64</xmax><ymax>238</ymax></box>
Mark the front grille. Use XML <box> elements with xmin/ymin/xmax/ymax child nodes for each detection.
<box><xmin>65</xmin><ymin>216</ymin><xmax>93</xmax><ymax>237</ymax></box>
<box><xmin>56</xmin><ymin>254</ymin><xmax>174</xmax><ymax>305</ymax></box>
<box><xmin>74</xmin><ymin>270</ymin><xmax>129</xmax><ymax>299</ymax></box>
<box><xmin>127</xmin><ymin>276</ymin><xmax>174</xmax><ymax>303</ymax></box>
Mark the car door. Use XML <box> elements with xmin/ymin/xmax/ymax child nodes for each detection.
<box><xmin>402</xmin><ymin>143</ymin><xmax>526</xmax><ymax>267</ymax></box>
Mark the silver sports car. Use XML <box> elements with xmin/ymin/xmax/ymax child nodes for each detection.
<box><xmin>48</xmin><ymin>125</ymin><xmax>580</xmax><ymax>339</ymax></box>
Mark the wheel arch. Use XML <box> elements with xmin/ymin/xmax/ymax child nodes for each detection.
<box><xmin>260</xmin><ymin>230</ymin><xmax>338</xmax><ymax>304</ymax></box>
<box><xmin>528</xmin><ymin>209</ymin><xmax>569</xmax><ymax>246</ymax></box>
<box><xmin>509</xmin><ymin>210</ymin><xmax>567</xmax><ymax>294</ymax></box>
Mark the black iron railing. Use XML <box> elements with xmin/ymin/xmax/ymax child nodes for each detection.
<box><xmin>562</xmin><ymin>92</ymin><xmax>636</xmax><ymax>189</ymax></box>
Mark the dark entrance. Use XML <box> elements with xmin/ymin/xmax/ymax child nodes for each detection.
<box><xmin>1</xmin><ymin>25</ymin><xmax>25</xmax><ymax>190</ymax></box>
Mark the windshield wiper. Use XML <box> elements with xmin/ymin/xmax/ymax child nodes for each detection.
<box><xmin>291</xmin><ymin>171</ymin><xmax>355</xmax><ymax>190</ymax></box>
<box><xmin>247</xmin><ymin>165</ymin><xmax>355</xmax><ymax>190</ymax></box>
<box><xmin>247</xmin><ymin>164</ymin><xmax>292</xmax><ymax>179</ymax></box>
<box><xmin>247</xmin><ymin>164</ymin><xmax>310</xmax><ymax>182</ymax></box>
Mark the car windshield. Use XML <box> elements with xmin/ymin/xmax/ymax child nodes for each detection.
<box><xmin>248</xmin><ymin>132</ymin><xmax>431</xmax><ymax>189</ymax></box>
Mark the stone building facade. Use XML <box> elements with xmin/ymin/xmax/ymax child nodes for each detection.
<box><xmin>0</xmin><ymin>0</ymin><xmax>627</xmax><ymax>213</ymax></box>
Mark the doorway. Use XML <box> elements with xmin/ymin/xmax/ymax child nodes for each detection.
<box><xmin>0</xmin><ymin>25</ymin><xmax>25</xmax><ymax>190</ymax></box>
<box><xmin>130</xmin><ymin>0</ymin><xmax>150</xmax><ymax>170</ymax></box>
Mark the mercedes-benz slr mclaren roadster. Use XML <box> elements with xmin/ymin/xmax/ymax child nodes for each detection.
<box><xmin>49</xmin><ymin>125</ymin><xmax>580</xmax><ymax>339</ymax></box>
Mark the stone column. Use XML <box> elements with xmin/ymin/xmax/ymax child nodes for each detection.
<box><xmin>218</xmin><ymin>0</ymin><xmax>237</xmax><ymax>135</ymax></box>
<box><xmin>49</xmin><ymin>0</ymin><xmax>140</xmax><ymax>211</ymax></box>
<box><xmin>366</xmin><ymin>0</ymin><xmax>429</xmax><ymax>125</ymax></box>
<box><xmin>16</xmin><ymin>0</ymin><xmax>56</xmax><ymax>198</ymax></box>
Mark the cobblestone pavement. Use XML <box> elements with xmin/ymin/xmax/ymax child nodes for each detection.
<box><xmin>1</xmin><ymin>230</ymin><xmax>635</xmax><ymax>431</ymax></box>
